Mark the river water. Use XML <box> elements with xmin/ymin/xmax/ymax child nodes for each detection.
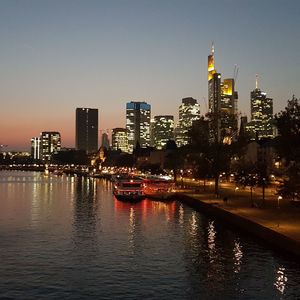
<box><xmin>0</xmin><ymin>171</ymin><xmax>300</xmax><ymax>299</ymax></box>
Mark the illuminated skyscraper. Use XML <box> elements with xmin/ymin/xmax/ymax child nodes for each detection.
<box><xmin>126</xmin><ymin>101</ymin><xmax>151</xmax><ymax>153</ymax></box>
<box><xmin>40</xmin><ymin>131</ymin><xmax>61</xmax><ymax>161</ymax></box>
<box><xmin>153</xmin><ymin>115</ymin><xmax>174</xmax><ymax>149</ymax></box>
<box><xmin>31</xmin><ymin>137</ymin><xmax>41</xmax><ymax>160</ymax></box>
<box><xmin>112</xmin><ymin>128</ymin><xmax>128</xmax><ymax>153</ymax></box>
<box><xmin>76</xmin><ymin>108</ymin><xmax>98</xmax><ymax>154</ymax></box>
<box><xmin>176</xmin><ymin>97</ymin><xmax>200</xmax><ymax>146</ymax></box>
<box><xmin>246</xmin><ymin>76</ymin><xmax>274</xmax><ymax>140</ymax></box>
<box><xmin>207</xmin><ymin>45</ymin><xmax>238</xmax><ymax>143</ymax></box>
<box><xmin>220</xmin><ymin>78</ymin><xmax>238</xmax><ymax>142</ymax></box>
<box><xmin>208</xmin><ymin>44</ymin><xmax>221</xmax><ymax>115</ymax></box>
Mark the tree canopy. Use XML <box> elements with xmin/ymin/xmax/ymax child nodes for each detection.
<box><xmin>275</xmin><ymin>95</ymin><xmax>300</xmax><ymax>200</ymax></box>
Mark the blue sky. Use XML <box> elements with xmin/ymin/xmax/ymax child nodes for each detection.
<box><xmin>1</xmin><ymin>0</ymin><xmax>299</xmax><ymax>150</ymax></box>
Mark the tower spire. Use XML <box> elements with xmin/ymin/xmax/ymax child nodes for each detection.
<box><xmin>255</xmin><ymin>74</ymin><xmax>259</xmax><ymax>89</ymax></box>
<box><xmin>211</xmin><ymin>41</ymin><xmax>214</xmax><ymax>55</ymax></box>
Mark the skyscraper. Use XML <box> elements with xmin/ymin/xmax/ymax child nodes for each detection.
<box><xmin>176</xmin><ymin>97</ymin><xmax>200</xmax><ymax>147</ymax></box>
<box><xmin>101</xmin><ymin>132</ymin><xmax>110</xmax><ymax>149</ymax></box>
<box><xmin>112</xmin><ymin>128</ymin><xmax>128</xmax><ymax>153</ymax></box>
<box><xmin>40</xmin><ymin>131</ymin><xmax>61</xmax><ymax>161</ymax></box>
<box><xmin>153</xmin><ymin>115</ymin><xmax>174</xmax><ymax>149</ymax></box>
<box><xmin>208</xmin><ymin>44</ymin><xmax>221</xmax><ymax>115</ymax></box>
<box><xmin>126</xmin><ymin>101</ymin><xmax>151</xmax><ymax>153</ymax></box>
<box><xmin>246</xmin><ymin>76</ymin><xmax>274</xmax><ymax>140</ymax></box>
<box><xmin>220</xmin><ymin>78</ymin><xmax>238</xmax><ymax>142</ymax></box>
<box><xmin>76</xmin><ymin>108</ymin><xmax>98</xmax><ymax>154</ymax></box>
<box><xmin>207</xmin><ymin>45</ymin><xmax>238</xmax><ymax>143</ymax></box>
<box><xmin>31</xmin><ymin>137</ymin><xmax>41</xmax><ymax>160</ymax></box>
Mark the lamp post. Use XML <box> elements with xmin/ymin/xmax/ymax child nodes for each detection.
<box><xmin>277</xmin><ymin>196</ymin><xmax>282</xmax><ymax>227</ymax></box>
<box><xmin>262</xmin><ymin>177</ymin><xmax>266</xmax><ymax>206</ymax></box>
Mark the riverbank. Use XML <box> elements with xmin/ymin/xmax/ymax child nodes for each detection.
<box><xmin>176</xmin><ymin>191</ymin><xmax>300</xmax><ymax>258</ymax></box>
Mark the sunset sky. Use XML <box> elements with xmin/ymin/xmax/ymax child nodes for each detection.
<box><xmin>1</xmin><ymin>0</ymin><xmax>300</xmax><ymax>150</ymax></box>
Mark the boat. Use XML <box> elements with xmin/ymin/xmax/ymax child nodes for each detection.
<box><xmin>143</xmin><ymin>177</ymin><xmax>175</xmax><ymax>200</ymax></box>
<box><xmin>113</xmin><ymin>176</ymin><xmax>145</xmax><ymax>202</ymax></box>
<box><xmin>53</xmin><ymin>169</ymin><xmax>64</xmax><ymax>176</ymax></box>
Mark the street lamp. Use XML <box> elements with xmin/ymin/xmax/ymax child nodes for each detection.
<box><xmin>277</xmin><ymin>196</ymin><xmax>282</xmax><ymax>227</ymax></box>
<box><xmin>277</xmin><ymin>196</ymin><xmax>282</xmax><ymax>209</ymax></box>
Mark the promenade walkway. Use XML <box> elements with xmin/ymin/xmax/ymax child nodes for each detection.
<box><xmin>177</xmin><ymin>180</ymin><xmax>300</xmax><ymax>255</ymax></box>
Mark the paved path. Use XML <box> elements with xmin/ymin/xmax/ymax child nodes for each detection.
<box><xmin>179</xmin><ymin>186</ymin><xmax>300</xmax><ymax>244</ymax></box>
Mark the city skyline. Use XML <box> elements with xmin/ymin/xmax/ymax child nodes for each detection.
<box><xmin>1</xmin><ymin>0</ymin><xmax>300</xmax><ymax>150</ymax></box>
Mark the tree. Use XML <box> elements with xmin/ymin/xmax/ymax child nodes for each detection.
<box><xmin>164</xmin><ymin>142</ymin><xmax>185</xmax><ymax>185</ymax></box>
<box><xmin>275</xmin><ymin>95</ymin><xmax>300</xmax><ymax>162</ymax></box>
<box><xmin>189</xmin><ymin>114</ymin><xmax>235</xmax><ymax>195</ymax></box>
<box><xmin>275</xmin><ymin>96</ymin><xmax>300</xmax><ymax>199</ymax></box>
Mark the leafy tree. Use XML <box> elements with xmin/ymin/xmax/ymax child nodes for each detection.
<box><xmin>188</xmin><ymin>114</ymin><xmax>236</xmax><ymax>195</ymax></box>
<box><xmin>275</xmin><ymin>95</ymin><xmax>300</xmax><ymax>163</ymax></box>
<box><xmin>164</xmin><ymin>142</ymin><xmax>185</xmax><ymax>184</ymax></box>
<box><xmin>277</xmin><ymin>164</ymin><xmax>300</xmax><ymax>201</ymax></box>
<box><xmin>275</xmin><ymin>96</ymin><xmax>300</xmax><ymax>199</ymax></box>
<box><xmin>234</xmin><ymin>160</ymin><xmax>258</xmax><ymax>206</ymax></box>
<box><xmin>52</xmin><ymin>150</ymin><xmax>88</xmax><ymax>165</ymax></box>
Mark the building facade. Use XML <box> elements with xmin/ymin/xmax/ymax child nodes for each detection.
<box><xmin>220</xmin><ymin>78</ymin><xmax>238</xmax><ymax>143</ymax></box>
<box><xmin>126</xmin><ymin>101</ymin><xmax>151</xmax><ymax>153</ymax></box>
<box><xmin>176</xmin><ymin>97</ymin><xmax>200</xmax><ymax>147</ymax></box>
<box><xmin>101</xmin><ymin>132</ymin><xmax>110</xmax><ymax>150</ymax></box>
<box><xmin>112</xmin><ymin>128</ymin><xmax>129</xmax><ymax>153</ymax></box>
<box><xmin>152</xmin><ymin>115</ymin><xmax>174</xmax><ymax>149</ymax></box>
<box><xmin>207</xmin><ymin>45</ymin><xmax>238</xmax><ymax>143</ymax></box>
<box><xmin>40</xmin><ymin>131</ymin><xmax>61</xmax><ymax>161</ymax></box>
<box><xmin>76</xmin><ymin>108</ymin><xmax>98</xmax><ymax>154</ymax></box>
<box><xmin>246</xmin><ymin>77</ymin><xmax>274</xmax><ymax>140</ymax></box>
<box><xmin>31</xmin><ymin>137</ymin><xmax>41</xmax><ymax>160</ymax></box>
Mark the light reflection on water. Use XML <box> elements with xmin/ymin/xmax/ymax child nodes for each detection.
<box><xmin>233</xmin><ymin>239</ymin><xmax>243</xmax><ymax>274</ymax></box>
<box><xmin>0</xmin><ymin>171</ymin><xmax>300</xmax><ymax>299</ymax></box>
<box><xmin>274</xmin><ymin>267</ymin><xmax>288</xmax><ymax>295</ymax></box>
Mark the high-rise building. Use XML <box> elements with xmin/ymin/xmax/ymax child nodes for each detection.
<box><xmin>153</xmin><ymin>115</ymin><xmax>174</xmax><ymax>149</ymax></box>
<box><xmin>126</xmin><ymin>101</ymin><xmax>151</xmax><ymax>153</ymax></box>
<box><xmin>41</xmin><ymin>131</ymin><xmax>61</xmax><ymax>161</ymax></box>
<box><xmin>31</xmin><ymin>137</ymin><xmax>41</xmax><ymax>160</ymax></box>
<box><xmin>246</xmin><ymin>76</ymin><xmax>274</xmax><ymax>140</ymax></box>
<box><xmin>76</xmin><ymin>108</ymin><xmax>98</xmax><ymax>154</ymax></box>
<box><xmin>239</xmin><ymin>115</ymin><xmax>248</xmax><ymax>137</ymax></box>
<box><xmin>112</xmin><ymin>128</ymin><xmax>128</xmax><ymax>153</ymax></box>
<box><xmin>220</xmin><ymin>78</ymin><xmax>238</xmax><ymax>142</ymax></box>
<box><xmin>150</xmin><ymin>118</ymin><xmax>155</xmax><ymax>147</ymax></box>
<box><xmin>207</xmin><ymin>45</ymin><xmax>238</xmax><ymax>143</ymax></box>
<box><xmin>208</xmin><ymin>44</ymin><xmax>221</xmax><ymax>115</ymax></box>
<box><xmin>101</xmin><ymin>132</ymin><xmax>110</xmax><ymax>149</ymax></box>
<box><xmin>176</xmin><ymin>97</ymin><xmax>200</xmax><ymax>146</ymax></box>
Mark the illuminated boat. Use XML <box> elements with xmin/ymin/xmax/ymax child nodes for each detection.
<box><xmin>113</xmin><ymin>177</ymin><xmax>145</xmax><ymax>202</ymax></box>
<box><xmin>143</xmin><ymin>177</ymin><xmax>175</xmax><ymax>200</ymax></box>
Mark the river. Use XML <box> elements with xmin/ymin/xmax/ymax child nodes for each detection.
<box><xmin>0</xmin><ymin>171</ymin><xmax>300</xmax><ymax>299</ymax></box>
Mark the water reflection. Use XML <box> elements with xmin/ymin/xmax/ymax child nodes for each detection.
<box><xmin>178</xmin><ymin>204</ymin><xmax>184</xmax><ymax>224</ymax></box>
<box><xmin>128</xmin><ymin>207</ymin><xmax>136</xmax><ymax>253</ymax></box>
<box><xmin>2</xmin><ymin>172</ymin><xmax>300</xmax><ymax>299</ymax></box>
<box><xmin>72</xmin><ymin>177</ymin><xmax>99</xmax><ymax>253</ymax></box>
<box><xmin>274</xmin><ymin>267</ymin><xmax>288</xmax><ymax>295</ymax></box>
<box><xmin>190</xmin><ymin>212</ymin><xmax>198</xmax><ymax>237</ymax></box>
<box><xmin>207</xmin><ymin>221</ymin><xmax>216</xmax><ymax>260</ymax></box>
<box><xmin>233</xmin><ymin>239</ymin><xmax>243</xmax><ymax>274</ymax></box>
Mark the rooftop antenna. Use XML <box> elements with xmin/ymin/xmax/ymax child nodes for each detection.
<box><xmin>255</xmin><ymin>74</ymin><xmax>259</xmax><ymax>89</ymax></box>
<box><xmin>234</xmin><ymin>64</ymin><xmax>239</xmax><ymax>83</ymax></box>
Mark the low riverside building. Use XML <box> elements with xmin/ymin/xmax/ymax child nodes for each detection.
<box><xmin>242</xmin><ymin>139</ymin><xmax>276</xmax><ymax>177</ymax></box>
